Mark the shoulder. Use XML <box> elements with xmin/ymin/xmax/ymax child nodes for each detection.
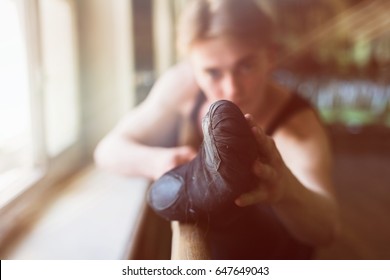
<box><xmin>266</xmin><ymin>82</ymin><xmax>325</xmax><ymax>143</ymax></box>
<box><xmin>273</xmin><ymin>103</ymin><xmax>333</xmax><ymax>184</ymax></box>
<box><xmin>275</xmin><ymin>102</ymin><xmax>327</xmax><ymax>143</ymax></box>
<box><xmin>111</xmin><ymin>61</ymin><xmax>201</xmax><ymax>146</ymax></box>
<box><xmin>271</xmin><ymin>87</ymin><xmax>332</xmax><ymax>167</ymax></box>
<box><xmin>272</xmin><ymin>96</ymin><xmax>334</xmax><ymax>194</ymax></box>
<box><xmin>149</xmin><ymin>60</ymin><xmax>200</xmax><ymax>115</ymax></box>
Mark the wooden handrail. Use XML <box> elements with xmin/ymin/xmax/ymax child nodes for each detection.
<box><xmin>170</xmin><ymin>221</ymin><xmax>211</xmax><ymax>260</ymax></box>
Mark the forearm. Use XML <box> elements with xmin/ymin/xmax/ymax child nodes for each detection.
<box><xmin>273</xmin><ymin>167</ymin><xmax>340</xmax><ymax>246</ymax></box>
<box><xmin>95</xmin><ymin>135</ymin><xmax>160</xmax><ymax>179</ymax></box>
<box><xmin>94</xmin><ymin>134</ymin><xmax>194</xmax><ymax>180</ymax></box>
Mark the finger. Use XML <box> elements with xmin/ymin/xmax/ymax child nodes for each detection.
<box><xmin>253</xmin><ymin>160</ymin><xmax>277</xmax><ymax>183</ymax></box>
<box><xmin>244</xmin><ymin>114</ymin><xmax>276</xmax><ymax>161</ymax></box>
<box><xmin>235</xmin><ymin>187</ymin><xmax>268</xmax><ymax>207</ymax></box>
<box><xmin>244</xmin><ymin>113</ymin><xmax>268</xmax><ymax>144</ymax></box>
<box><xmin>251</xmin><ymin>126</ymin><xmax>274</xmax><ymax>160</ymax></box>
<box><xmin>244</xmin><ymin>114</ymin><xmax>256</xmax><ymax>128</ymax></box>
<box><xmin>245</xmin><ymin>114</ymin><xmax>266</xmax><ymax>136</ymax></box>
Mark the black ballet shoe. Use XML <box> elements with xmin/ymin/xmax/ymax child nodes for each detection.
<box><xmin>147</xmin><ymin>100</ymin><xmax>259</xmax><ymax>225</ymax></box>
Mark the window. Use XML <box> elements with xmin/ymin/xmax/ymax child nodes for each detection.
<box><xmin>0</xmin><ymin>0</ymin><xmax>35</xmax><ymax>205</ymax></box>
<box><xmin>39</xmin><ymin>0</ymin><xmax>80</xmax><ymax>157</ymax></box>
<box><xmin>0</xmin><ymin>0</ymin><xmax>81</xmax><ymax>208</ymax></box>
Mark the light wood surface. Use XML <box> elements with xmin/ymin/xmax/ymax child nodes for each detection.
<box><xmin>171</xmin><ymin>221</ymin><xmax>211</xmax><ymax>260</ymax></box>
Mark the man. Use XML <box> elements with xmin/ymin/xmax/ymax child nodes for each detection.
<box><xmin>95</xmin><ymin>0</ymin><xmax>340</xmax><ymax>259</ymax></box>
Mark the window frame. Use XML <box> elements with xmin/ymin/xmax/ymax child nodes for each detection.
<box><xmin>0</xmin><ymin>0</ymin><xmax>84</xmax><ymax>230</ymax></box>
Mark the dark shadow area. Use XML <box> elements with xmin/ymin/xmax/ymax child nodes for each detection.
<box><xmin>317</xmin><ymin>125</ymin><xmax>390</xmax><ymax>259</ymax></box>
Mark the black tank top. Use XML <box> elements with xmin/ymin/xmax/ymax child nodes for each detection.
<box><xmin>190</xmin><ymin>90</ymin><xmax>314</xmax><ymax>140</ymax></box>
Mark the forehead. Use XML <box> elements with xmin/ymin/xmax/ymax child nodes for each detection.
<box><xmin>189</xmin><ymin>35</ymin><xmax>266</xmax><ymax>69</ymax></box>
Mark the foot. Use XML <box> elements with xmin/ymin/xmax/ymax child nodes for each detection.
<box><xmin>147</xmin><ymin>100</ymin><xmax>259</xmax><ymax>224</ymax></box>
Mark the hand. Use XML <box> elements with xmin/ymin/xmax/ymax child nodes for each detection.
<box><xmin>153</xmin><ymin>145</ymin><xmax>197</xmax><ymax>180</ymax></box>
<box><xmin>171</xmin><ymin>145</ymin><xmax>197</xmax><ymax>167</ymax></box>
<box><xmin>235</xmin><ymin>114</ymin><xmax>288</xmax><ymax>207</ymax></box>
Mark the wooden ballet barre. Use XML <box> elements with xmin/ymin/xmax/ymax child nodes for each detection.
<box><xmin>170</xmin><ymin>221</ymin><xmax>211</xmax><ymax>260</ymax></box>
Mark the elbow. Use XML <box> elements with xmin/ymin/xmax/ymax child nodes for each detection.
<box><xmin>93</xmin><ymin>138</ymin><xmax>110</xmax><ymax>170</ymax></box>
<box><xmin>316</xmin><ymin>208</ymin><xmax>342</xmax><ymax>247</ymax></box>
<box><xmin>328</xmin><ymin>212</ymin><xmax>342</xmax><ymax>245</ymax></box>
<box><xmin>313</xmin><ymin>191</ymin><xmax>342</xmax><ymax>247</ymax></box>
<box><xmin>327</xmin><ymin>200</ymin><xmax>342</xmax><ymax>245</ymax></box>
<box><xmin>318</xmin><ymin>220</ymin><xmax>341</xmax><ymax>247</ymax></box>
<box><xmin>93</xmin><ymin>142</ymin><xmax>104</xmax><ymax>168</ymax></box>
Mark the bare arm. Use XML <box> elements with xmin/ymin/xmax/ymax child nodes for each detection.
<box><xmin>272</xmin><ymin>110</ymin><xmax>340</xmax><ymax>246</ymax></box>
<box><xmin>94</xmin><ymin>62</ymin><xmax>199</xmax><ymax>180</ymax></box>
<box><xmin>236</xmin><ymin>111</ymin><xmax>340</xmax><ymax>246</ymax></box>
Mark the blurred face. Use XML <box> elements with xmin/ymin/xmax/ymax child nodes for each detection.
<box><xmin>190</xmin><ymin>35</ymin><xmax>272</xmax><ymax>114</ymax></box>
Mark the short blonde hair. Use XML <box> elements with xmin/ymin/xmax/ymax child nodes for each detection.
<box><xmin>177</xmin><ymin>0</ymin><xmax>275</xmax><ymax>56</ymax></box>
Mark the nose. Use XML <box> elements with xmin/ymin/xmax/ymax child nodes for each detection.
<box><xmin>221</xmin><ymin>74</ymin><xmax>240</xmax><ymax>101</ymax></box>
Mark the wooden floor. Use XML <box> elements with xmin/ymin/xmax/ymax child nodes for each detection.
<box><xmin>316</xmin><ymin>127</ymin><xmax>390</xmax><ymax>259</ymax></box>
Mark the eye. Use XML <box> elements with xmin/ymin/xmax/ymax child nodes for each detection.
<box><xmin>205</xmin><ymin>69</ymin><xmax>222</xmax><ymax>80</ymax></box>
<box><xmin>238</xmin><ymin>61</ymin><xmax>256</xmax><ymax>74</ymax></box>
